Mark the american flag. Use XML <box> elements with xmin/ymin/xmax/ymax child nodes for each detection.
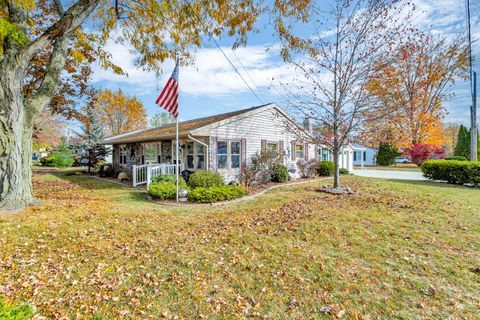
<box><xmin>155</xmin><ymin>58</ymin><xmax>179</xmax><ymax>118</ymax></box>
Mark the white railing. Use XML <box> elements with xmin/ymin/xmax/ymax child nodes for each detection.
<box><xmin>132</xmin><ymin>163</ymin><xmax>185</xmax><ymax>187</ymax></box>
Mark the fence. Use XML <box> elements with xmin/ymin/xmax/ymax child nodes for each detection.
<box><xmin>132</xmin><ymin>163</ymin><xmax>184</xmax><ymax>187</ymax></box>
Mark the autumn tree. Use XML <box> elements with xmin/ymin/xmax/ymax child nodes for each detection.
<box><xmin>276</xmin><ymin>0</ymin><xmax>410</xmax><ymax>189</ymax></box>
<box><xmin>0</xmin><ymin>0</ymin><xmax>265</xmax><ymax>210</ymax></box>
<box><xmin>92</xmin><ymin>89</ymin><xmax>147</xmax><ymax>135</ymax></box>
<box><xmin>365</xmin><ymin>33</ymin><xmax>468</xmax><ymax>148</ymax></box>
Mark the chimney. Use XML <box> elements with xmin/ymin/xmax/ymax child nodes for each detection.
<box><xmin>303</xmin><ymin>118</ymin><xmax>312</xmax><ymax>133</ymax></box>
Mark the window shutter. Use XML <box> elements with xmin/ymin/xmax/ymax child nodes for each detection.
<box><xmin>261</xmin><ymin>139</ymin><xmax>267</xmax><ymax>152</ymax></box>
<box><xmin>291</xmin><ymin>141</ymin><xmax>296</xmax><ymax>161</ymax></box>
<box><xmin>278</xmin><ymin>140</ymin><xmax>284</xmax><ymax>156</ymax></box>
<box><xmin>241</xmin><ymin>138</ymin><xmax>247</xmax><ymax>167</ymax></box>
<box><xmin>304</xmin><ymin>143</ymin><xmax>309</xmax><ymax>160</ymax></box>
<box><xmin>211</xmin><ymin>137</ymin><xmax>218</xmax><ymax>171</ymax></box>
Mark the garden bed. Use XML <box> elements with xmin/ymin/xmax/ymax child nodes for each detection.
<box><xmin>149</xmin><ymin>177</ymin><xmax>330</xmax><ymax>206</ymax></box>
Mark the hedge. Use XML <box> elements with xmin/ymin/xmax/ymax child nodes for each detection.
<box><xmin>421</xmin><ymin>160</ymin><xmax>480</xmax><ymax>185</ymax></box>
<box><xmin>444</xmin><ymin>156</ymin><xmax>468</xmax><ymax>161</ymax></box>
<box><xmin>271</xmin><ymin>164</ymin><xmax>289</xmax><ymax>182</ymax></box>
<box><xmin>148</xmin><ymin>182</ymin><xmax>178</xmax><ymax>200</ymax></box>
<box><xmin>188</xmin><ymin>171</ymin><xmax>224</xmax><ymax>189</ymax></box>
<box><xmin>317</xmin><ymin>161</ymin><xmax>334</xmax><ymax>176</ymax></box>
<box><xmin>152</xmin><ymin>174</ymin><xmax>186</xmax><ymax>186</ymax></box>
<box><xmin>188</xmin><ymin>185</ymin><xmax>246</xmax><ymax>203</ymax></box>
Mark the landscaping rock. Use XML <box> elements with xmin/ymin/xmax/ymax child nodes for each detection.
<box><xmin>319</xmin><ymin>306</ymin><xmax>331</xmax><ymax>314</ymax></box>
<box><xmin>316</xmin><ymin>186</ymin><xmax>356</xmax><ymax>195</ymax></box>
<box><xmin>117</xmin><ymin>172</ymin><xmax>129</xmax><ymax>180</ymax></box>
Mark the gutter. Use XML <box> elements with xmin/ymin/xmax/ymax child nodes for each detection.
<box><xmin>188</xmin><ymin>134</ymin><xmax>210</xmax><ymax>171</ymax></box>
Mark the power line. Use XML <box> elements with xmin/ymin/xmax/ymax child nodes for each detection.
<box><xmin>183</xmin><ymin>0</ymin><xmax>265</xmax><ymax>105</ymax></box>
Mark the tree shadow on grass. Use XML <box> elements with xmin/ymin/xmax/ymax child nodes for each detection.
<box><xmin>383</xmin><ymin>178</ymin><xmax>479</xmax><ymax>191</ymax></box>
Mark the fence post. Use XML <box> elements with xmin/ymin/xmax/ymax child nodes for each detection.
<box><xmin>132</xmin><ymin>165</ymin><xmax>137</xmax><ymax>187</ymax></box>
<box><xmin>146</xmin><ymin>165</ymin><xmax>151</xmax><ymax>187</ymax></box>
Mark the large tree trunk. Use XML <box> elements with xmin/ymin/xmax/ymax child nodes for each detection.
<box><xmin>0</xmin><ymin>59</ymin><xmax>35</xmax><ymax>211</ymax></box>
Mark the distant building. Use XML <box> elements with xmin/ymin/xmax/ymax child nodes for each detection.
<box><xmin>351</xmin><ymin>143</ymin><xmax>376</xmax><ymax>166</ymax></box>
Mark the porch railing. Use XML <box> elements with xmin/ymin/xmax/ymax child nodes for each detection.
<box><xmin>132</xmin><ymin>163</ymin><xmax>185</xmax><ymax>187</ymax></box>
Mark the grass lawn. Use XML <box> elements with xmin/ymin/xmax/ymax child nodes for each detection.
<box><xmin>1</xmin><ymin>172</ymin><xmax>479</xmax><ymax>319</ymax></box>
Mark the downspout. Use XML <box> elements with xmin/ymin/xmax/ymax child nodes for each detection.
<box><xmin>188</xmin><ymin>134</ymin><xmax>210</xmax><ymax>171</ymax></box>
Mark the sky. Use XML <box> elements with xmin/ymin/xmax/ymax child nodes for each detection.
<box><xmin>90</xmin><ymin>0</ymin><xmax>480</xmax><ymax>126</ymax></box>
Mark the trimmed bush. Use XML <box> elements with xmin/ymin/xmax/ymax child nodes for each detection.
<box><xmin>317</xmin><ymin>161</ymin><xmax>334</xmax><ymax>176</ymax></box>
<box><xmin>188</xmin><ymin>171</ymin><xmax>224</xmax><ymax>189</ymax></box>
<box><xmin>377</xmin><ymin>142</ymin><xmax>398</xmax><ymax>166</ymax></box>
<box><xmin>339</xmin><ymin>168</ymin><xmax>349</xmax><ymax>175</ymax></box>
<box><xmin>40</xmin><ymin>156</ymin><xmax>55</xmax><ymax>167</ymax></box>
<box><xmin>152</xmin><ymin>174</ymin><xmax>186</xmax><ymax>186</ymax></box>
<box><xmin>188</xmin><ymin>185</ymin><xmax>246</xmax><ymax>203</ymax></box>
<box><xmin>421</xmin><ymin>160</ymin><xmax>480</xmax><ymax>185</ymax></box>
<box><xmin>271</xmin><ymin>164</ymin><xmax>289</xmax><ymax>182</ymax></box>
<box><xmin>444</xmin><ymin>156</ymin><xmax>468</xmax><ymax>161</ymax></box>
<box><xmin>148</xmin><ymin>182</ymin><xmax>178</xmax><ymax>200</ymax></box>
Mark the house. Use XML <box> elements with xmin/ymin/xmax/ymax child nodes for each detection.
<box><xmin>351</xmin><ymin>143</ymin><xmax>376</xmax><ymax>167</ymax></box>
<box><xmin>101</xmin><ymin>103</ymin><xmax>354</xmax><ymax>185</ymax></box>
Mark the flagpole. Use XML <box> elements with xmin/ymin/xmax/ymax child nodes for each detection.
<box><xmin>176</xmin><ymin>115</ymin><xmax>179</xmax><ymax>203</ymax></box>
<box><xmin>175</xmin><ymin>54</ymin><xmax>180</xmax><ymax>203</ymax></box>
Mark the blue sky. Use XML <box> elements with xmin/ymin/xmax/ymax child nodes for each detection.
<box><xmin>90</xmin><ymin>0</ymin><xmax>480</xmax><ymax>126</ymax></box>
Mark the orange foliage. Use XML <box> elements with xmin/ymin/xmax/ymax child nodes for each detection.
<box><xmin>93</xmin><ymin>89</ymin><xmax>147</xmax><ymax>135</ymax></box>
<box><xmin>366</xmin><ymin>33</ymin><xmax>468</xmax><ymax>148</ymax></box>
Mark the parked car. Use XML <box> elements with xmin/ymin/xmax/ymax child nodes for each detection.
<box><xmin>394</xmin><ymin>156</ymin><xmax>411</xmax><ymax>164</ymax></box>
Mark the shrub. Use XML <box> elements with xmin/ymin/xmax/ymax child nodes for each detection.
<box><xmin>188</xmin><ymin>171</ymin><xmax>224</xmax><ymax>189</ymax></box>
<box><xmin>148</xmin><ymin>182</ymin><xmax>178</xmax><ymax>200</ymax></box>
<box><xmin>405</xmin><ymin>144</ymin><xmax>445</xmax><ymax>166</ymax></box>
<box><xmin>377</xmin><ymin>142</ymin><xmax>398</xmax><ymax>166</ymax></box>
<box><xmin>444</xmin><ymin>156</ymin><xmax>468</xmax><ymax>161</ymax></box>
<box><xmin>421</xmin><ymin>160</ymin><xmax>480</xmax><ymax>185</ymax></box>
<box><xmin>52</xmin><ymin>152</ymin><xmax>75</xmax><ymax>168</ymax></box>
<box><xmin>251</xmin><ymin>150</ymin><xmax>285</xmax><ymax>183</ymax></box>
<box><xmin>0</xmin><ymin>297</ymin><xmax>34</xmax><ymax>319</ymax></box>
<box><xmin>317</xmin><ymin>161</ymin><xmax>334</xmax><ymax>176</ymax></box>
<box><xmin>237</xmin><ymin>166</ymin><xmax>255</xmax><ymax>187</ymax></box>
<box><xmin>339</xmin><ymin>168</ymin><xmax>349</xmax><ymax>175</ymax></box>
<box><xmin>271</xmin><ymin>164</ymin><xmax>289</xmax><ymax>182</ymax></box>
<box><xmin>152</xmin><ymin>174</ymin><xmax>186</xmax><ymax>186</ymax></box>
<box><xmin>40</xmin><ymin>156</ymin><xmax>55</xmax><ymax>167</ymax></box>
<box><xmin>296</xmin><ymin>159</ymin><xmax>318</xmax><ymax>178</ymax></box>
<box><xmin>188</xmin><ymin>185</ymin><xmax>246</xmax><ymax>203</ymax></box>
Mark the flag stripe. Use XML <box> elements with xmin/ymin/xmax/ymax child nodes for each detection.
<box><xmin>155</xmin><ymin>59</ymin><xmax>179</xmax><ymax>119</ymax></box>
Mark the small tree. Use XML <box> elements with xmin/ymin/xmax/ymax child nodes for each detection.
<box><xmin>276</xmin><ymin>0</ymin><xmax>411</xmax><ymax>189</ymax></box>
<box><xmin>376</xmin><ymin>143</ymin><xmax>398</xmax><ymax>166</ymax></box>
<box><xmin>406</xmin><ymin>144</ymin><xmax>445</xmax><ymax>166</ymax></box>
<box><xmin>454</xmin><ymin>125</ymin><xmax>470</xmax><ymax>159</ymax></box>
<box><xmin>78</xmin><ymin>106</ymin><xmax>109</xmax><ymax>172</ymax></box>
<box><xmin>52</xmin><ymin>138</ymin><xmax>74</xmax><ymax>168</ymax></box>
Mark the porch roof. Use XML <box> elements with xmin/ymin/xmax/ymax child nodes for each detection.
<box><xmin>101</xmin><ymin>104</ymin><xmax>269</xmax><ymax>145</ymax></box>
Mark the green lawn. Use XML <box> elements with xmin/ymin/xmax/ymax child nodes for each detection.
<box><xmin>354</xmin><ymin>165</ymin><xmax>421</xmax><ymax>172</ymax></box>
<box><xmin>0</xmin><ymin>172</ymin><xmax>479</xmax><ymax>319</ymax></box>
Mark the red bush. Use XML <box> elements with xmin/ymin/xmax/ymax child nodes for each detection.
<box><xmin>405</xmin><ymin>144</ymin><xmax>445</xmax><ymax>166</ymax></box>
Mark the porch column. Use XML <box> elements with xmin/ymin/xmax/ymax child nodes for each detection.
<box><xmin>360</xmin><ymin>151</ymin><xmax>364</xmax><ymax>169</ymax></box>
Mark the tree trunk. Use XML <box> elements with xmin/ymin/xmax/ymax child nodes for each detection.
<box><xmin>0</xmin><ymin>59</ymin><xmax>35</xmax><ymax>211</ymax></box>
<box><xmin>333</xmin><ymin>147</ymin><xmax>340</xmax><ymax>188</ymax></box>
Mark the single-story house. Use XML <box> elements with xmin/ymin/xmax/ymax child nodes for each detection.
<box><xmin>351</xmin><ymin>143</ymin><xmax>376</xmax><ymax>167</ymax></box>
<box><xmin>101</xmin><ymin>103</ymin><xmax>354</xmax><ymax>185</ymax></box>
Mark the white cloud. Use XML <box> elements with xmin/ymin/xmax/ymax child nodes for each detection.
<box><xmin>91</xmin><ymin>40</ymin><xmax>293</xmax><ymax>98</ymax></box>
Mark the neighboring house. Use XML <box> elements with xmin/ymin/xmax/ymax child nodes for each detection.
<box><xmin>351</xmin><ymin>143</ymin><xmax>376</xmax><ymax>166</ymax></box>
<box><xmin>100</xmin><ymin>103</ymin><xmax>354</xmax><ymax>185</ymax></box>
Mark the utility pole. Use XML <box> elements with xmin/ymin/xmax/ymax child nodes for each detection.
<box><xmin>472</xmin><ymin>72</ymin><xmax>478</xmax><ymax>161</ymax></box>
<box><xmin>466</xmin><ymin>0</ymin><xmax>477</xmax><ymax>161</ymax></box>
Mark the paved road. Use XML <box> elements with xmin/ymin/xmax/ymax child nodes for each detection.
<box><xmin>352</xmin><ymin>169</ymin><xmax>426</xmax><ymax>181</ymax></box>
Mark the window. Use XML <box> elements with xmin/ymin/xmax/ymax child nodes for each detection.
<box><xmin>186</xmin><ymin>141</ymin><xmax>194</xmax><ymax>169</ymax></box>
<box><xmin>363</xmin><ymin>151</ymin><xmax>366</xmax><ymax>162</ymax></box>
<box><xmin>142</xmin><ymin>143</ymin><xmax>158</xmax><ymax>164</ymax></box>
<box><xmin>196</xmin><ymin>143</ymin><xmax>205</xmax><ymax>170</ymax></box>
<box><xmin>353</xmin><ymin>151</ymin><xmax>357</xmax><ymax>161</ymax></box>
<box><xmin>217</xmin><ymin>141</ymin><xmax>228</xmax><ymax>169</ymax></box>
<box><xmin>267</xmin><ymin>142</ymin><xmax>278</xmax><ymax>157</ymax></box>
<box><xmin>295</xmin><ymin>144</ymin><xmax>304</xmax><ymax>159</ymax></box>
<box><xmin>119</xmin><ymin>146</ymin><xmax>127</xmax><ymax>164</ymax></box>
<box><xmin>231</xmin><ymin>141</ymin><xmax>241</xmax><ymax>169</ymax></box>
<box><xmin>321</xmin><ymin>148</ymin><xmax>331</xmax><ymax>161</ymax></box>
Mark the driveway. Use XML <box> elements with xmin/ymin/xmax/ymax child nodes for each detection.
<box><xmin>352</xmin><ymin>169</ymin><xmax>426</xmax><ymax>181</ymax></box>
